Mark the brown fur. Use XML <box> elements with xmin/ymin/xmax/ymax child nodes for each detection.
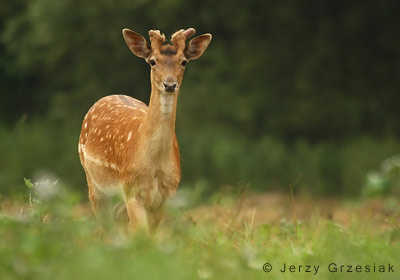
<box><xmin>79</xmin><ymin>28</ymin><xmax>211</xmax><ymax>233</ymax></box>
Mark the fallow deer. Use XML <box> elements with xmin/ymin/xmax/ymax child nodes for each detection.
<box><xmin>78</xmin><ymin>28</ymin><xmax>212</xmax><ymax>232</ymax></box>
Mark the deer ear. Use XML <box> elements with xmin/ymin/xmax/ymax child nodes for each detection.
<box><xmin>184</xmin><ymin>34</ymin><xmax>212</xmax><ymax>61</ymax></box>
<box><xmin>122</xmin><ymin>28</ymin><xmax>151</xmax><ymax>59</ymax></box>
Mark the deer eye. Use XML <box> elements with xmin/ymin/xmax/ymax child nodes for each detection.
<box><xmin>149</xmin><ymin>59</ymin><xmax>156</xmax><ymax>66</ymax></box>
<box><xmin>181</xmin><ymin>60</ymin><xmax>188</xmax><ymax>67</ymax></box>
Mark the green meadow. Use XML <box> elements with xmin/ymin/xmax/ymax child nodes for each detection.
<box><xmin>1</xmin><ymin>183</ymin><xmax>400</xmax><ymax>280</ymax></box>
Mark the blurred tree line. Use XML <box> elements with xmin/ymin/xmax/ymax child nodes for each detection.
<box><xmin>0</xmin><ymin>0</ymin><xmax>399</xmax><ymax>196</ymax></box>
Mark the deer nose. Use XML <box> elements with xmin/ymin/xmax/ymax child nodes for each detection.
<box><xmin>163</xmin><ymin>78</ymin><xmax>177</xmax><ymax>92</ymax></box>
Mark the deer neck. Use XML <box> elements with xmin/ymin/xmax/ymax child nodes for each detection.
<box><xmin>139</xmin><ymin>83</ymin><xmax>178</xmax><ymax>159</ymax></box>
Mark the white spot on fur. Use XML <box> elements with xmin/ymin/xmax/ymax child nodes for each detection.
<box><xmin>100</xmin><ymin>137</ymin><xmax>104</xmax><ymax>142</ymax></box>
<box><xmin>110</xmin><ymin>163</ymin><xmax>118</xmax><ymax>170</ymax></box>
<box><xmin>82</xmin><ymin>147</ymin><xmax>119</xmax><ymax>172</ymax></box>
<box><xmin>78</xmin><ymin>143</ymin><xmax>85</xmax><ymax>153</ymax></box>
<box><xmin>127</xmin><ymin>131</ymin><xmax>133</xmax><ymax>141</ymax></box>
<box><xmin>84</xmin><ymin>122</ymin><xmax>87</xmax><ymax>129</ymax></box>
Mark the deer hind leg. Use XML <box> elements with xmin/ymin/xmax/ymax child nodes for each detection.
<box><xmin>147</xmin><ymin>205</ymin><xmax>166</xmax><ymax>233</ymax></box>
<box><xmin>86</xmin><ymin>174</ymin><xmax>114</xmax><ymax>231</ymax></box>
<box><xmin>113</xmin><ymin>202</ymin><xmax>128</xmax><ymax>225</ymax></box>
<box><xmin>126</xmin><ymin>196</ymin><xmax>149</xmax><ymax>233</ymax></box>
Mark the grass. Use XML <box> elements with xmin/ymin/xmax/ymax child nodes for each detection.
<box><xmin>1</xmin><ymin>184</ymin><xmax>400</xmax><ymax>280</ymax></box>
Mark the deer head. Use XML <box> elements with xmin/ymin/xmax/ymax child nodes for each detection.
<box><xmin>122</xmin><ymin>28</ymin><xmax>212</xmax><ymax>94</ymax></box>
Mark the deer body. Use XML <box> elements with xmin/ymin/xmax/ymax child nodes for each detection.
<box><xmin>78</xmin><ymin>28</ymin><xmax>211</xmax><ymax>232</ymax></box>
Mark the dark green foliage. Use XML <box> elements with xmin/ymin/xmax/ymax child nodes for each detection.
<box><xmin>0</xmin><ymin>0</ymin><xmax>399</xmax><ymax>195</ymax></box>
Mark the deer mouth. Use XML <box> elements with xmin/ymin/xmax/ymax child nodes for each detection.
<box><xmin>161</xmin><ymin>88</ymin><xmax>178</xmax><ymax>95</ymax></box>
<box><xmin>164</xmin><ymin>88</ymin><xmax>176</xmax><ymax>93</ymax></box>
